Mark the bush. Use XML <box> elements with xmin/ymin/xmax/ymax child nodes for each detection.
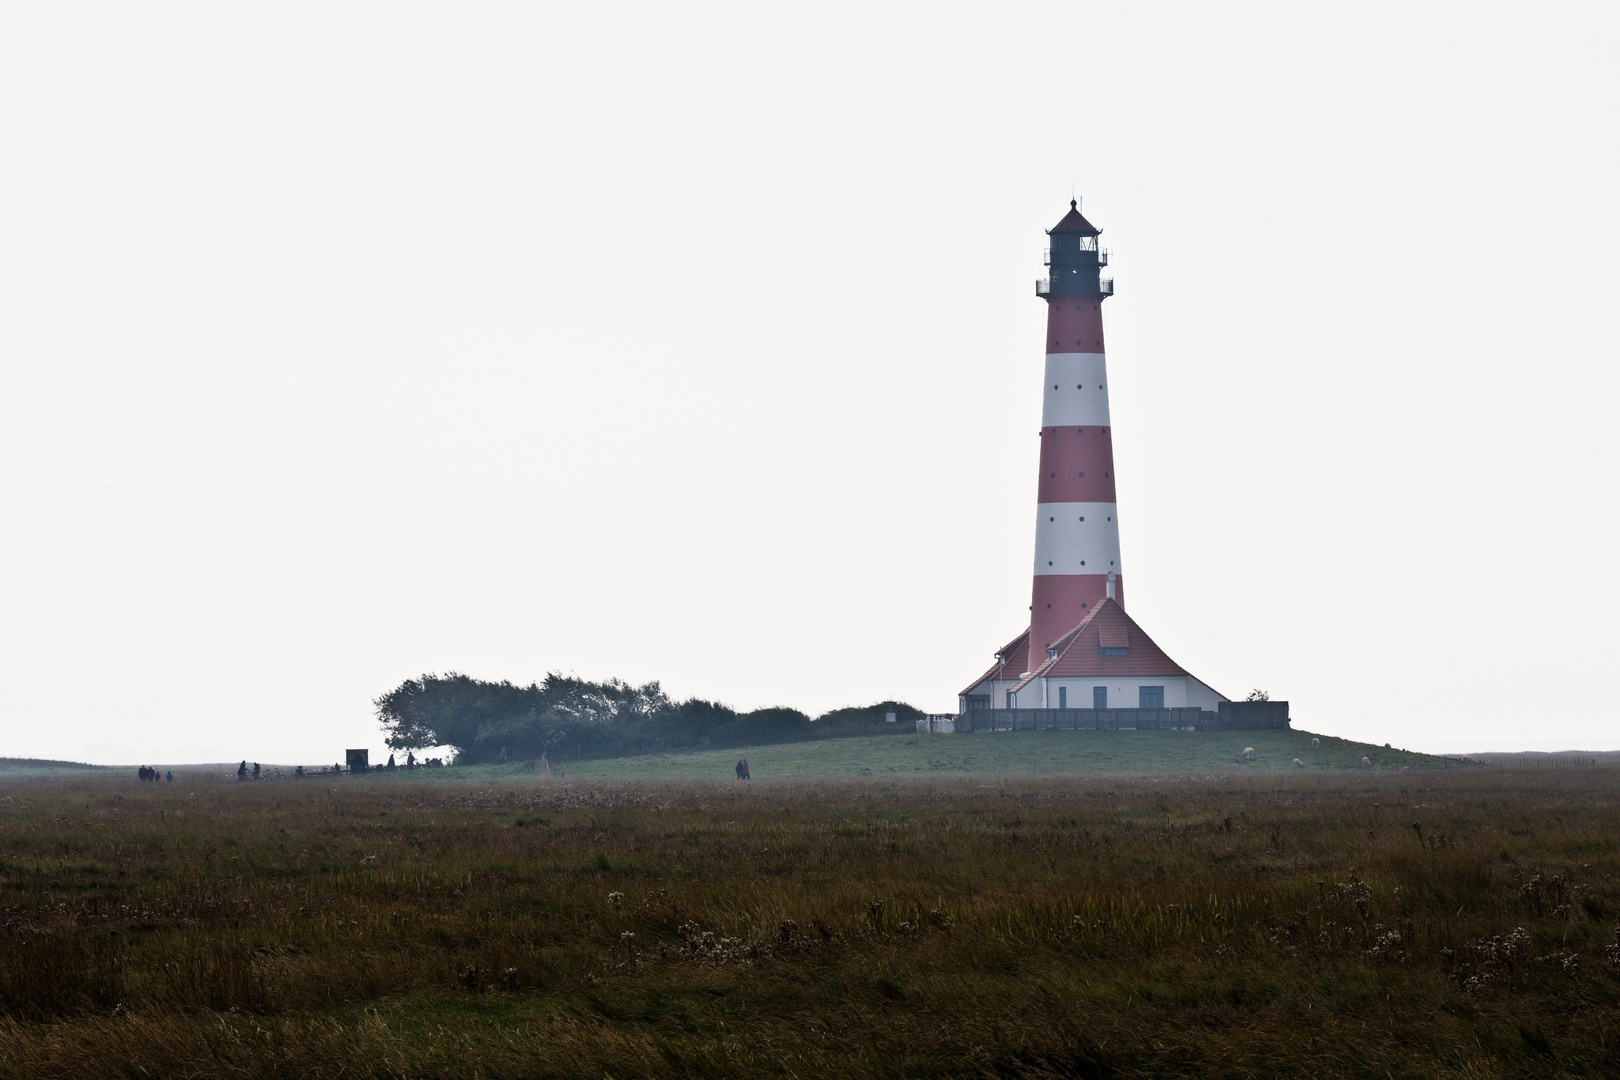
<box><xmin>376</xmin><ymin>673</ymin><xmax>920</xmax><ymax>762</ymax></box>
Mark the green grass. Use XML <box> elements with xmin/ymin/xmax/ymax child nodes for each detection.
<box><xmin>0</xmin><ymin>758</ymin><xmax>112</xmax><ymax>776</ymax></box>
<box><xmin>465</xmin><ymin>726</ymin><xmax>1450</xmax><ymax>780</ymax></box>
<box><xmin>3</xmin><ymin>758</ymin><xmax>1609</xmax><ymax>1080</ymax></box>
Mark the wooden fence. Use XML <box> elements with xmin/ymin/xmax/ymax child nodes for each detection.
<box><xmin>956</xmin><ymin>700</ymin><xmax>1291</xmax><ymax>733</ymax></box>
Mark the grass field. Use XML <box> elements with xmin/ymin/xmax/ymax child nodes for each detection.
<box><xmin>478</xmin><ymin>726</ymin><xmax>1449</xmax><ymax>781</ymax></box>
<box><xmin>0</xmin><ymin>758</ymin><xmax>111</xmax><ymax>776</ymax></box>
<box><xmin>3</xmin><ymin>764</ymin><xmax>1619</xmax><ymax>1078</ymax></box>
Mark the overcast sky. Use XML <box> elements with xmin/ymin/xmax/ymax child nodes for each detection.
<box><xmin>2</xmin><ymin>2</ymin><xmax>1617</xmax><ymax>763</ymax></box>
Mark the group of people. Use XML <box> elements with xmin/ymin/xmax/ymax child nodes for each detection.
<box><xmin>136</xmin><ymin>765</ymin><xmax>172</xmax><ymax>783</ymax></box>
<box><xmin>734</xmin><ymin>758</ymin><xmax>751</xmax><ymax>780</ymax></box>
<box><xmin>382</xmin><ymin>752</ymin><xmax>442</xmax><ymax>770</ymax></box>
<box><xmin>236</xmin><ymin>760</ymin><xmax>260</xmax><ymax>781</ymax></box>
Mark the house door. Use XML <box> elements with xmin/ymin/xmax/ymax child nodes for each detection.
<box><xmin>1092</xmin><ymin>686</ymin><xmax>1107</xmax><ymax>709</ymax></box>
<box><xmin>1058</xmin><ymin>686</ymin><xmax>1067</xmax><ymax>709</ymax></box>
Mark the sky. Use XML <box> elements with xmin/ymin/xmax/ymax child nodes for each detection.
<box><xmin>2</xmin><ymin>2</ymin><xmax>1617</xmax><ymax>763</ymax></box>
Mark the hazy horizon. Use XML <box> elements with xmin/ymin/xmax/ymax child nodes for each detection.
<box><xmin>3</xmin><ymin>2</ymin><xmax>1618</xmax><ymax>764</ymax></box>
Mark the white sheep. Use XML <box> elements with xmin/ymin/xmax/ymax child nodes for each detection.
<box><xmin>1243</xmin><ymin>747</ymin><xmax>1255</xmax><ymax>761</ymax></box>
<box><xmin>1292</xmin><ymin>757</ymin><xmax>1304</xmax><ymax>768</ymax></box>
<box><xmin>1362</xmin><ymin>756</ymin><xmax>1371</xmax><ymax>766</ymax></box>
<box><xmin>1311</xmin><ymin>737</ymin><xmax>1320</xmax><ymax>749</ymax></box>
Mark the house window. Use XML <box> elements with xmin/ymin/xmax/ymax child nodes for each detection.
<box><xmin>966</xmin><ymin>695</ymin><xmax>989</xmax><ymax>711</ymax></box>
<box><xmin>1092</xmin><ymin>686</ymin><xmax>1107</xmax><ymax>709</ymax></box>
<box><xmin>1006</xmin><ymin>690</ymin><xmax>1016</xmax><ymax>709</ymax></box>
<box><xmin>1139</xmin><ymin>686</ymin><xmax>1165</xmax><ymax>709</ymax></box>
<box><xmin>1099</xmin><ymin>627</ymin><xmax>1128</xmax><ymax>656</ymax></box>
<box><xmin>1058</xmin><ymin>686</ymin><xmax>1067</xmax><ymax>709</ymax></box>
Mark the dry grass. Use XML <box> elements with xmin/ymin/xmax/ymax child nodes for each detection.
<box><xmin>1</xmin><ymin>768</ymin><xmax>1618</xmax><ymax>1077</ymax></box>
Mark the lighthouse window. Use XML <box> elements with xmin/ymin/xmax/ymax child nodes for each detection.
<box><xmin>1077</xmin><ymin>384</ymin><xmax>1082</xmax><ymax>389</ymax></box>
<box><xmin>1078</xmin><ymin>472</ymin><xmax>1084</xmax><ymax>477</ymax></box>
<box><xmin>1048</xmin><ymin>561</ymin><xmax>1053</xmax><ymax>566</ymax></box>
<box><xmin>1080</xmin><ymin>560</ymin><xmax>1086</xmax><ymax>566</ymax></box>
<box><xmin>1049</xmin><ymin>517</ymin><xmax>1054</xmax><ymax>522</ymax></box>
<box><xmin>1079</xmin><ymin>516</ymin><xmax>1084</xmax><ymax>521</ymax></box>
<box><xmin>1077</xmin><ymin>428</ymin><xmax>1083</xmax><ymax>433</ymax></box>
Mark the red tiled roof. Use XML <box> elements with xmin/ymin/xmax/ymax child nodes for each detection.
<box><xmin>1049</xmin><ymin>200</ymin><xmax>1100</xmax><ymax>236</ymax></box>
<box><xmin>1006</xmin><ymin>598</ymin><xmax>1198</xmax><ymax>693</ymax></box>
<box><xmin>958</xmin><ymin>628</ymin><xmax>1032</xmax><ymax>697</ymax></box>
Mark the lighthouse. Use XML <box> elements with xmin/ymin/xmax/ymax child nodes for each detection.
<box><xmin>1031</xmin><ymin>199</ymin><xmax>1120</xmax><ymax>655</ymax></box>
<box><xmin>958</xmin><ymin>200</ymin><xmax>1229</xmax><ymax>717</ymax></box>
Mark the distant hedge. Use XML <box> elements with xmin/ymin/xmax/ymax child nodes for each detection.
<box><xmin>375</xmin><ymin>673</ymin><xmax>921</xmax><ymax>764</ymax></box>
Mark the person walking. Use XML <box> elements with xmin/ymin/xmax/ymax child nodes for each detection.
<box><xmin>252</xmin><ymin>762</ymin><xmax>260</xmax><ymax>780</ymax></box>
<box><xmin>237</xmin><ymin>760</ymin><xmax>248</xmax><ymax>781</ymax></box>
<box><xmin>165</xmin><ymin>770</ymin><xmax>173</xmax><ymax>783</ymax></box>
<box><xmin>741</xmin><ymin>758</ymin><xmax>751</xmax><ymax>780</ymax></box>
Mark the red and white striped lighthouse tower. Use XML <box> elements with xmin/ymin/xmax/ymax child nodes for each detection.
<box><xmin>956</xmin><ymin>199</ymin><xmax>1230</xmax><ymax>717</ymax></box>
<box><xmin>1030</xmin><ymin>199</ymin><xmax>1119</xmax><ymax>659</ymax></box>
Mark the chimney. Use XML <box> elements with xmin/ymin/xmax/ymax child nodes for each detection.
<box><xmin>1105</xmin><ymin>571</ymin><xmax>1117</xmax><ymax>601</ymax></box>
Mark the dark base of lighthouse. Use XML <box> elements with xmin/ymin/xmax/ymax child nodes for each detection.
<box><xmin>953</xmin><ymin>700</ymin><xmax>1290</xmax><ymax>732</ymax></box>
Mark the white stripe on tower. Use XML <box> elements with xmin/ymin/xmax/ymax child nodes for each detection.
<box><xmin>1040</xmin><ymin>353</ymin><xmax>1112</xmax><ymax>427</ymax></box>
<box><xmin>1032</xmin><ymin>503</ymin><xmax>1121</xmax><ymax>574</ymax></box>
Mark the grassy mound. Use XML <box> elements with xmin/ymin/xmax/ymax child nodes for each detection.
<box><xmin>451</xmin><ymin>727</ymin><xmax>1450</xmax><ymax>780</ymax></box>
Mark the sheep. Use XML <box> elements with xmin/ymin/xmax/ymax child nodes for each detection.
<box><xmin>1292</xmin><ymin>757</ymin><xmax>1305</xmax><ymax>768</ymax></box>
<box><xmin>1362</xmin><ymin>756</ymin><xmax>1371</xmax><ymax>766</ymax></box>
<box><xmin>1311</xmin><ymin>737</ymin><xmax>1320</xmax><ymax>749</ymax></box>
<box><xmin>1243</xmin><ymin>747</ymin><xmax>1255</xmax><ymax>761</ymax></box>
